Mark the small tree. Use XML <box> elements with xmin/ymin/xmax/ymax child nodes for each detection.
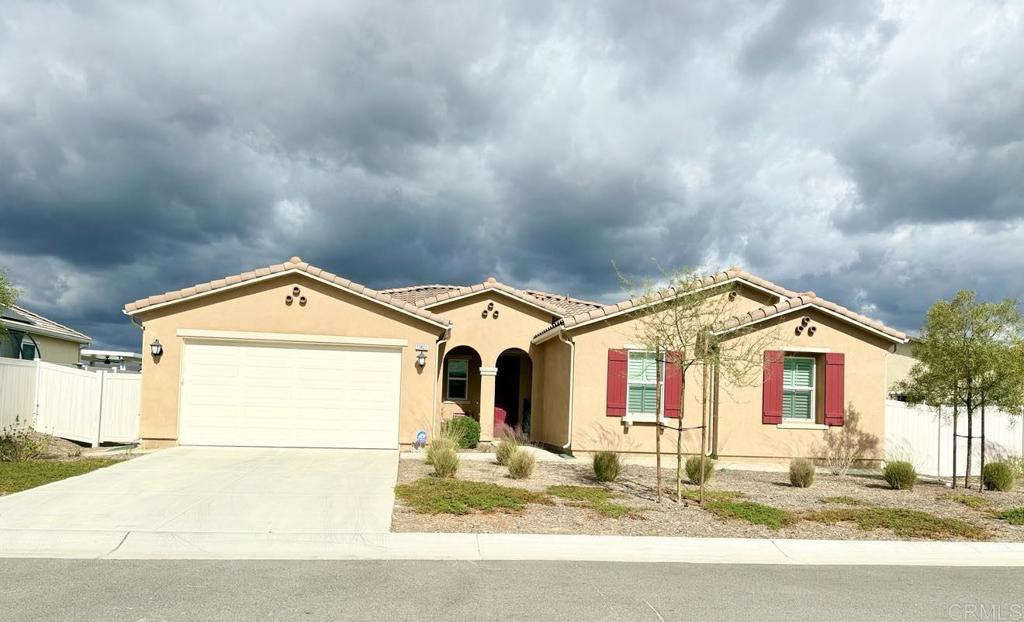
<box><xmin>900</xmin><ymin>291</ymin><xmax>1024</xmax><ymax>490</ymax></box>
<box><xmin>0</xmin><ymin>268</ymin><xmax>20</xmax><ymax>345</ymax></box>
<box><xmin>623</xmin><ymin>267</ymin><xmax>776</xmax><ymax>504</ymax></box>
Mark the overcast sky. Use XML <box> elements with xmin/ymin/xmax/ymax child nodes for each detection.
<box><xmin>1</xmin><ymin>1</ymin><xmax>1022</xmax><ymax>350</ymax></box>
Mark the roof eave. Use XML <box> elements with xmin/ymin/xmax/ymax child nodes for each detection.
<box><xmin>124</xmin><ymin>267</ymin><xmax>451</xmax><ymax>330</ymax></box>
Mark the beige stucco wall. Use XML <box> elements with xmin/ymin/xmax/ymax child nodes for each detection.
<box><xmin>430</xmin><ymin>292</ymin><xmax>556</xmax><ymax>439</ymax></box>
<box><xmin>32</xmin><ymin>334</ymin><xmax>83</xmax><ymax>366</ymax></box>
<box><xmin>133</xmin><ymin>273</ymin><xmax>444</xmax><ymax>445</ymax></box>
<box><xmin>561</xmin><ymin>287</ymin><xmax>892</xmax><ymax>462</ymax></box>
<box><xmin>886</xmin><ymin>341</ymin><xmax>917</xmax><ymax>394</ymax></box>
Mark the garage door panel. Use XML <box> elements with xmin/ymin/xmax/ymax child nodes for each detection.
<box><xmin>179</xmin><ymin>341</ymin><xmax>401</xmax><ymax>448</ymax></box>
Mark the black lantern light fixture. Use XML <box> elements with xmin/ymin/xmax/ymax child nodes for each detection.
<box><xmin>150</xmin><ymin>339</ymin><xmax>163</xmax><ymax>357</ymax></box>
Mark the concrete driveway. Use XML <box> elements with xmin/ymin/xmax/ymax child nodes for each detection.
<box><xmin>0</xmin><ymin>447</ymin><xmax>399</xmax><ymax>534</ymax></box>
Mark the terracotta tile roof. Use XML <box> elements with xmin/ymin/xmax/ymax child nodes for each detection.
<box><xmin>381</xmin><ymin>281</ymin><xmax>604</xmax><ymax>316</ymax></box>
<box><xmin>123</xmin><ymin>257</ymin><xmax>450</xmax><ymax>327</ymax></box>
<box><xmin>1</xmin><ymin>304</ymin><xmax>91</xmax><ymax>343</ymax></box>
<box><xmin>715</xmin><ymin>291</ymin><xmax>908</xmax><ymax>342</ymax></box>
<box><xmin>531</xmin><ymin>267</ymin><xmax>907</xmax><ymax>344</ymax></box>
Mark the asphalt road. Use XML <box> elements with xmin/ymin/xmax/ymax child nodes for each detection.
<box><xmin>1</xmin><ymin>559</ymin><xmax>1021</xmax><ymax>621</ymax></box>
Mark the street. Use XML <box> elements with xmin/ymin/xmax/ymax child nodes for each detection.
<box><xmin>1</xmin><ymin>559</ymin><xmax>1020</xmax><ymax>621</ymax></box>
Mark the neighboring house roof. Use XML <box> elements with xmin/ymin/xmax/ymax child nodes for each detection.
<box><xmin>123</xmin><ymin>257</ymin><xmax>450</xmax><ymax>329</ymax></box>
<box><xmin>532</xmin><ymin>267</ymin><xmax>907</xmax><ymax>345</ymax></box>
<box><xmin>380</xmin><ymin>279</ymin><xmax>604</xmax><ymax>317</ymax></box>
<box><xmin>1</xmin><ymin>304</ymin><xmax>91</xmax><ymax>344</ymax></box>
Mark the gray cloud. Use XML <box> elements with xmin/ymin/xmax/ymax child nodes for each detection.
<box><xmin>0</xmin><ymin>0</ymin><xmax>1022</xmax><ymax>350</ymax></box>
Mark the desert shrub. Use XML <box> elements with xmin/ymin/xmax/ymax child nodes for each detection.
<box><xmin>883</xmin><ymin>460</ymin><xmax>917</xmax><ymax>490</ymax></box>
<box><xmin>446</xmin><ymin>416</ymin><xmax>481</xmax><ymax>449</ymax></box>
<box><xmin>816</xmin><ymin>408</ymin><xmax>878</xmax><ymax>476</ymax></box>
<box><xmin>430</xmin><ymin>448</ymin><xmax>459</xmax><ymax>479</ymax></box>
<box><xmin>495</xmin><ymin>437</ymin><xmax>519</xmax><ymax>466</ymax></box>
<box><xmin>0</xmin><ymin>418</ymin><xmax>44</xmax><ymax>462</ymax></box>
<box><xmin>593</xmin><ymin>451</ymin><xmax>622</xmax><ymax>482</ymax></box>
<box><xmin>789</xmin><ymin>458</ymin><xmax>816</xmax><ymax>488</ymax></box>
<box><xmin>1006</xmin><ymin>456</ymin><xmax>1024</xmax><ymax>480</ymax></box>
<box><xmin>507</xmin><ymin>449</ymin><xmax>536</xmax><ymax>479</ymax></box>
<box><xmin>426</xmin><ymin>426</ymin><xmax>460</xmax><ymax>467</ymax></box>
<box><xmin>982</xmin><ymin>462</ymin><xmax>1016</xmax><ymax>492</ymax></box>
<box><xmin>685</xmin><ymin>456</ymin><xmax>714</xmax><ymax>484</ymax></box>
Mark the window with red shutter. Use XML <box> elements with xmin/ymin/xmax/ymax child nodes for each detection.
<box><xmin>762</xmin><ymin>350</ymin><xmax>784</xmax><ymax>424</ymax></box>
<box><xmin>823</xmin><ymin>353</ymin><xmax>845</xmax><ymax>426</ymax></box>
<box><xmin>606</xmin><ymin>349</ymin><xmax>627</xmax><ymax>417</ymax></box>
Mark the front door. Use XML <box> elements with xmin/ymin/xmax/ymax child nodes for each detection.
<box><xmin>495</xmin><ymin>354</ymin><xmax>521</xmax><ymax>428</ymax></box>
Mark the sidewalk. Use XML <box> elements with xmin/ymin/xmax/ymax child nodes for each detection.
<box><xmin>2</xmin><ymin>529</ymin><xmax>1022</xmax><ymax>565</ymax></box>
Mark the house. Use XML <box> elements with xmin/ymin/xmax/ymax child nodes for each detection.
<box><xmin>885</xmin><ymin>338</ymin><xmax>919</xmax><ymax>399</ymax></box>
<box><xmin>80</xmin><ymin>349</ymin><xmax>143</xmax><ymax>372</ymax></box>
<box><xmin>124</xmin><ymin>256</ymin><xmax>907</xmax><ymax>463</ymax></box>
<box><xmin>0</xmin><ymin>304</ymin><xmax>90</xmax><ymax>366</ymax></box>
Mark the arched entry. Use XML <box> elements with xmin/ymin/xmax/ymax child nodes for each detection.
<box><xmin>440</xmin><ymin>345</ymin><xmax>483</xmax><ymax>420</ymax></box>
<box><xmin>495</xmin><ymin>348</ymin><xmax>533</xmax><ymax>436</ymax></box>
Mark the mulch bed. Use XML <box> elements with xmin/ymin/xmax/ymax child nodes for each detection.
<box><xmin>392</xmin><ymin>458</ymin><xmax>1024</xmax><ymax>541</ymax></box>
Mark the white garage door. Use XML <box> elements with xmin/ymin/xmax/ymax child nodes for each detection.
<box><xmin>179</xmin><ymin>340</ymin><xmax>402</xmax><ymax>448</ymax></box>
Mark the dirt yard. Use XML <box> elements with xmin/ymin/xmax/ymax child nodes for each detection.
<box><xmin>392</xmin><ymin>457</ymin><xmax>1024</xmax><ymax>541</ymax></box>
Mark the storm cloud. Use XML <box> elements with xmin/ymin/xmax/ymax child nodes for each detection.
<box><xmin>0</xmin><ymin>0</ymin><xmax>1021</xmax><ymax>349</ymax></box>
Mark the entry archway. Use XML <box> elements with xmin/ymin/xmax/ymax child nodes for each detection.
<box><xmin>494</xmin><ymin>347</ymin><xmax>533</xmax><ymax>437</ymax></box>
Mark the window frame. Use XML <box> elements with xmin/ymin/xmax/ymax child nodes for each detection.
<box><xmin>625</xmin><ymin>349</ymin><xmax>665</xmax><ymax>423</ymax></box>
<box><xmin>445</xmin><ymin>357</ymin><xmax>470</xmax><ymax>402</ymax></box>
<box><xmin>782</xmin><ymin>355</ymin><xmax>816</xmax><ymax>422</ymax></box>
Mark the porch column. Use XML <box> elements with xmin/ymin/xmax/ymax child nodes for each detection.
<box><xmin>478</xmin><ymin>366</ymin><xmax>498</xmax><ymax>443</ymax></box>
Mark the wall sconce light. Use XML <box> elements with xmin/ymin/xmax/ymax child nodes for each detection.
<box><xmin>150</xmin><ymin>339</ymin><xmax>163</xmax><ymax>357</ymax></box>
<box><xmin>415</xmin><ymin>343</ymin><xmax>429</xmax><ymax>367</ymax></box>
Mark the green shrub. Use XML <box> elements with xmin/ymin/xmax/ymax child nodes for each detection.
<box><xmin>447</xmin><ymin>416</ymin><xmax>481</xmax><ymax>449</ymax></box>
<box><xmin>430</xmin><ymin>448</ymin><xmax>459</xmax><ymax>479</ymax></box>
<box><xmin>883</xmin><ymin>460</ymin><xmax>917</xmax><ymax>490</ymax></box>
<box><xmin>425</xmin><ymin>427</ymin><xmax>459</xmax><ymax>467</ymax></box>
<box><xmin>0</xmin><ymin>418</ymin><xmax>44</xmax><ymax>463</ymax></box>
<box><xmin>685</xmin><ymin>456</ymin><xmax>714</xmax><ymax>484</ymax></box>
<box><xmin>982</xmin><ymin>462</ymin><xmax>1016</xmax><ymax>492</ymax></box>
<box><xmin>593</xmin><ymin>451</ymin><xmax>622</xmax><ymax>482</ymax></box>
<box><xmin>789</xmin><ymin>458</ymin><xmax>816</xmax><ymax>488</ymax></box>
<box><xmin>495</xmin><ymin>437</ymin><xmax>519</xmax><ymax>466</ymax></box>
<box><xmin>394</xmin><ymin>478</ymin><xmax>550</xmax><ymax>514</ymax></box>
<box><xmin>995</xmin><ymin>507</ymin><xmax>1024</xmax><ymax>526</ymax></box>
<box><xmin>507</xmin><ymin>449</ymin><xmax>536</xmax><ymax>479</ymax></box>
<box><xmin>707</xmin><ymin>500</ymin><xmax>795</xmax><ymax>530</ymax></box>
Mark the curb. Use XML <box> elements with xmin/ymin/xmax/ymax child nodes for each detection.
<box><xmin>1</xmin><ymin>530</ymin><xmax>1022</xmax><ymax>565</ymax></box>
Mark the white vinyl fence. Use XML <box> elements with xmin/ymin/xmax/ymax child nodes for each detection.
<box><xmin>886</xmin><ymin>399</ymin><xmax>1024</xmax><ymax>478</ymax></box>
<box><xmin>0</xmin><ymin>358</ymin><xmax>140</xmax><ymax>446</ymax></box>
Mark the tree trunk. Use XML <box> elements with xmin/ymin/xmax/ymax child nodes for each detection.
<box><xmin>698</xmin><ymin>358</ymin><xmax>709</xmax><ymax>505</ymax></box>
<box><xmin>952</xmin><ymin>400</ymin><xmax>958</xmax><ymax>489</ymax></box>
<box><xmin>711</xmin><ymin>360</ymin><xmax>720</xmax><ymax>458</ymax></box>
<box><xmin>676</xmin><ymin>367</ymin><xmax>686</xmax><ymax>504</ymax></box>
<box><xmin>965</xmin><ymin>395</ymin><xmax>974</xmax><ymax>490</ymax></box>
<box><xmin>655</xmin><ymin>347</ymin><xmax>663</xmax><ymax>503</ymax></box>
<box><xmin>979</xmin><ymin>402</ymin><xmax>986</xmax><ymax>492</ymax></box>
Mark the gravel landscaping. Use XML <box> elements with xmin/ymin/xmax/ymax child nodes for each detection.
<box><xmin>392</xmin><ymin>457</ymin><xmax>1024</xmax><ymax>541</ymax></box>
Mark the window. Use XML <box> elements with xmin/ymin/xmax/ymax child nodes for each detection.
<box><xmin>627</xmin><ymin>350</ymin><xmax>662</xmax><ymax>420</ymax></box>
<box><xmin>783</xmin><ymin>356</ymin><xmax>815</xmax><ymax>420</ymax></box>
<box><xmin>446</xmin><ymin>358</ymin><xmax>469</xmax><ymax>401</ymax></box>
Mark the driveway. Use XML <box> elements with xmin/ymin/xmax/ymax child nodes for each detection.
<box><xmin>0</xmin><ymin>447</ymin><xmax>399</xmax><ymax>533</ymax></box>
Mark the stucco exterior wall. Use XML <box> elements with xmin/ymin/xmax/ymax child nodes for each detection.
<box><xmin>563</xmin><ymin>288</ymin><xmax>892</xmax><ymax>462</ymax></box>
<box><xmin>886</xmin><ymin>341</ymin><xmax>917</xmax><ymax>394</ymax></box>
<box><xmin>533</xmin><ymin>337</ymin><xmax>571</xmax><ymax>447</ymax></box>
<box><xmin>431</xmin><ymin>292</ymin><xmax>556</xmax><ymax>439</ymax></box>
<box><xmin>30</xmin><ymin>334</ymin><xmax>83</xmax><ymax>366</ymax></box>
<box><xmin>133</xmin><ymin>274</ymin><xmax>444</xmax><ymax>445</ymax></box>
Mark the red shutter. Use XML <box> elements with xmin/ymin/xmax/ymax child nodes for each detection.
<box><xmin>606</xmin><ymin>349</ymin><xmax>627</xmax><ymax>417</ymax></box>
<box><xmin>663</xmin><ymin>351</ymin><xmax>683</xmax><ymax>418</ymax></box>
<box><xmin>762</xmin><ymin>350</ymin><xmax>784</xmax><ymax>424</ymax></box>
<box><xmin>824</xmin><ymin>353</ymin><xmax>845</xmax><ymax>426</ymax></box>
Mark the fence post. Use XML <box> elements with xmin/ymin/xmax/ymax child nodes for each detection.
<box><xmin>32</xmin><ymin>358</ymin><xmax>41</xmax><ymax>430</ymax></box>
<box><xmin>93</xmin><ymin>370</ymin><xmax>105</xmax><ymax>448</ymax></box>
